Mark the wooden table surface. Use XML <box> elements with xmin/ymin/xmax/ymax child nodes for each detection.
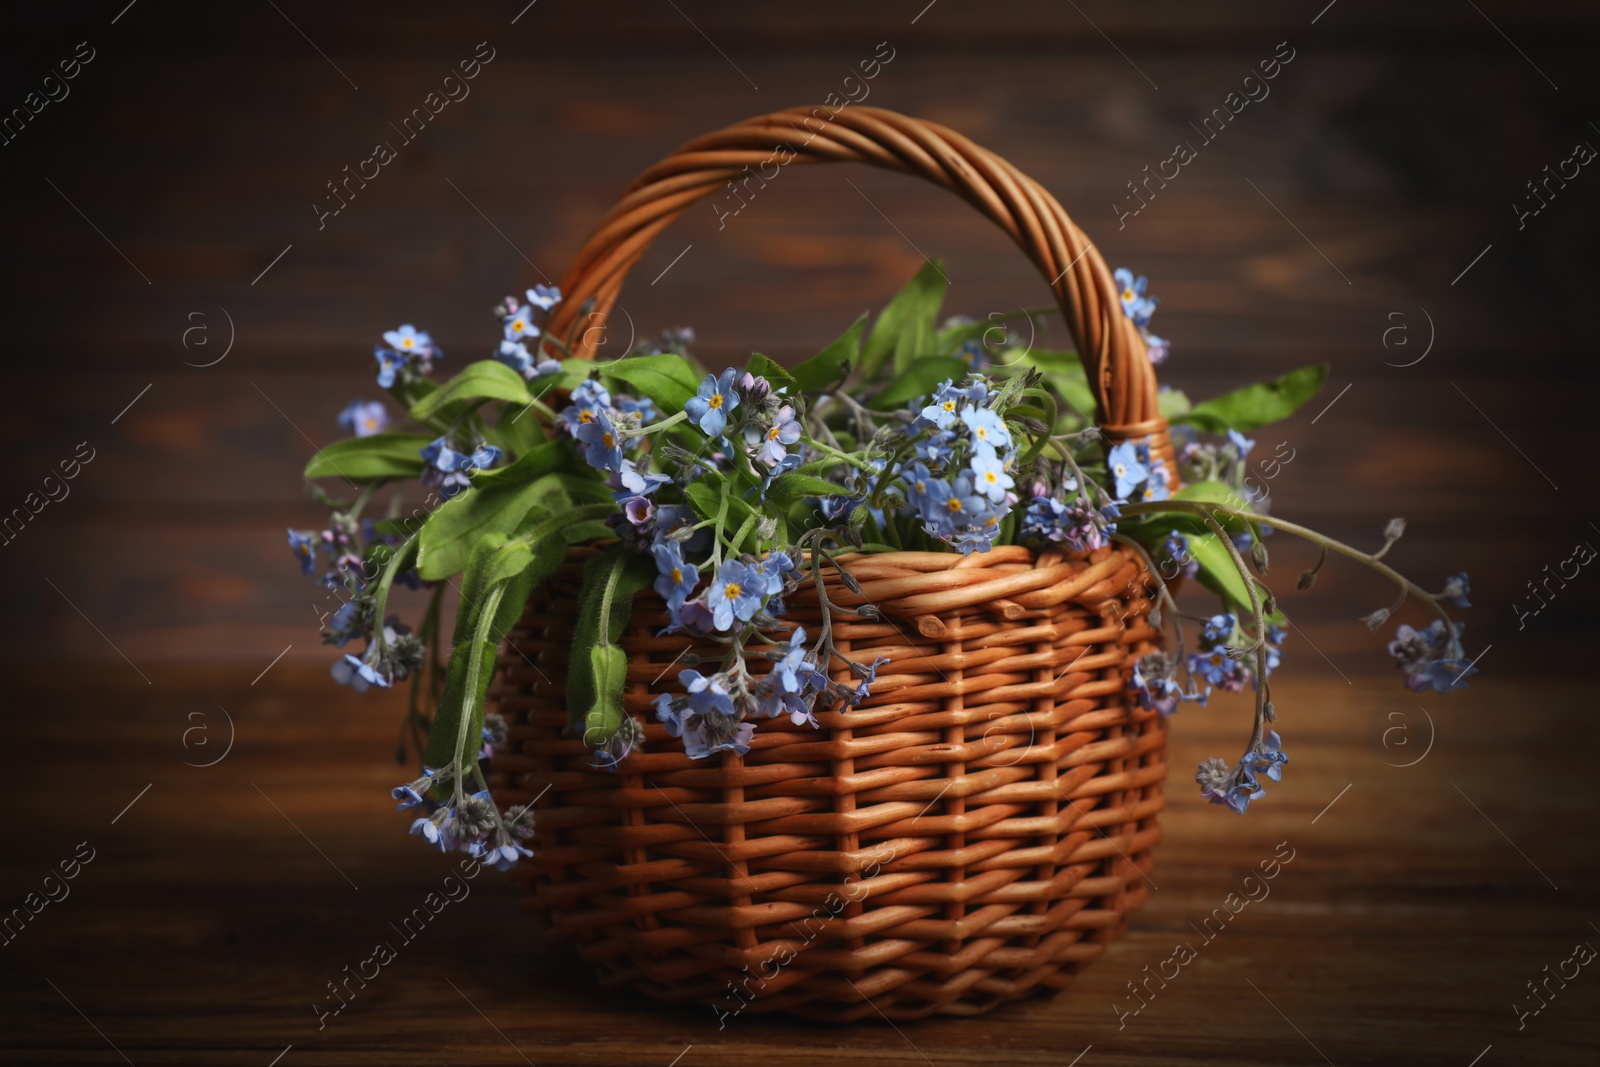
<box><xmin>3</xmin><ymin>662</ymin><xmax>1594</xmax><ymax>1066</ymax></box>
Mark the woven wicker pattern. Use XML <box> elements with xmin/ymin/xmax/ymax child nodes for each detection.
<box><xmin>488</xmin><ymin>544</ymin><xmax>1167</xmax><ymax>1021</ymax></box>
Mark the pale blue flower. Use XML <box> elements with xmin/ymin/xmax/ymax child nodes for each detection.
<box><xmin>574</xmin><ymin>409</ymin><xmax>624</xmax><ymax>471</ymax></box>
<box><xmin>965</xmin><ymin>408</ymin><xmax>1012</xmax><ymax>450</ymax></box>
<box><xmin>918</xmin><ymin>379</ymin><xmax>963</xmax><ymax>430</ymax></box>
<box><xmin>525</xmin><ymin>284</ymin><xmax>562</xmax><ymax>311</ymax></box>
<box><xmin>652</xmin><ymin>540</ymin><xmax>699</xmax><ymax>611</ymax></box>
<box><xmin>331</xmin><ymin>653</ymin><xmax>389</xmax><ymax>693</ymax></box>
<box><xmin>1113</xmin><ymin>268</ymin><xmax>1158</xmax><ymax>327</ymax></box>
<box><xmin>706</xmin><ymin>560</ymin><xmax>762</xmax><ymax>631</ymax></box>
<box><xmin>755</xmin><ymin>405</ymin><xmax>802</xmax><ymax>467</ymax></box>
<box><xmin>383</xmin><ymin>324</ymin><xmax>436</xmax><ymax>360</ymax></box>
<box><xmin>338</xmin><ymin>400</ymin><xmax>388</xmax><ymax>437</ymax></box>
<box><xmin>1106</xmin><ymin>441</ymin><xmax>1149</xmax><ymax>500</ymax></box>
<box><xmin>288</xmin><ymin>529</ymin><xmax>318</xmax><ymax>576</ymax></box>
<box><xmin>969</xmin><ymin>446</ymin><xmax>1014</xmax><ymax>504</ymax></box>
<box><xmin>684</xmin><ymin>369</ymin><xmax>740</xmax><ymax>437</ymax></box>
<box><xmin>374</xmin><ymin>346</ymin><xmax>406</xmax><ymax>388</ymax></box>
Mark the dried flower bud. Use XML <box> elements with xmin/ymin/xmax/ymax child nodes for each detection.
<box><xmin>1250</xmin><ymin>538</ymin><xmax>1269</xmax><ymax>575</ymax></box>
<box><xmin>1262</xmin><ymin>594</ymin><xmax>1276</xmax><ymax>616</ymax></box>
<box><xmin>1383</xmin><ymin>517</ymin><xmax>1407</xmax><ymax>542</ymax></box>
<box><xmin>838</xmin><ymin>570</ymin><xmax>864</xmax><ymax>595</ymax></box>
<box><xmin>856</xmin><ymin>604</ymin><xmax>882</xmax><ymax>619</ymax></box>
<box><xmin>1297</xmin><ymin>568</ymin><xmax>1317</xmax><ymax>591</ymax></box>
<box><xmin>1360</xmin><ymin>607</ymin><xmax>1391</xmax><ymax>632</ymax></box>
<box><xmin>1263</xmin><ymin>700</ymin><xmax>1276</xmax><ymax>722</ymax></box>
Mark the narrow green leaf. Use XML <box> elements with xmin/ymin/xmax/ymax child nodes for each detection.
<box><xmin>584</xmin><ymin>644</ymin><xmax>630</xmax><ymax>741</ymax></box>
<box><xmin>304</xmin><ymin>433</ymin><xmax>433</xmax><ymax>482</ymax></box>
<box><xmin>425</xmin><ymin>633</ymin><xmax>496</xmax><ymax>769</ymax></box>
<box><xmin>869</xmin><ymin>355</ymin><xmax>969</xmax><ymax>410</ymax></box>
<box><xmin>1176</xmin><ymin>363</ymin><xmax>1329</xmax><ymax>434</ymax></box>
<box><xmin>792</xmin><ymin>312</ymin><xmax>867</xmax><ymax>391</ymax></box>
<box><xmin>408</xmin><ymin>360</ymin><xmax>533</xmax><ymax>422</ymax></box>
<box><xmin>594</xmin><ymin>354</ymin><xmax>702</xmax><ymax>414</ymax></box>
<box><xmin>469</xmin><ymin>441</ymin><xmax>580</xmax><ymax>489</ymax></box>
<box><xmin>858</xmin><ymin>260</ymin><xmax>947</xmax><ymax>380</ymax></box>
<box><xmin>566</xmin><ymin>546</ymin><xmax>654</xmax><ymax>729</ymax></box>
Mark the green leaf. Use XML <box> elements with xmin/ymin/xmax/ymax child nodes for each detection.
<box><xmin>304</xmin><ymin>433</ymin><xmax>433</xmax><ymax>483</ymax></box>
<box><xmin>859</xmin><ymin>260</ymin><xmax>947</xmax><ymax>380</ymax></box>
<box><xmin>417</xmin><ymin>476</ymin><xmax>554</xmax><ymax>581</ymax></box>
<box><xmin>425</xmin><ymin>635</ymin><xmax>497</xmax><ymax>769</ymax></box>
<box><xmin>584</xmin><ymin>644</ymin><xmax>630</xmax><ymax>741</ymax></box>
<box><xmin>869</xmin><ymin>356</ymin><xmax>969</xmax><ymax>410</ymax></box>
<box><xmin>1176</xmin><ymin>364</ymin><xmax>1329</xmax><ymax>434</ymax></box>
<box><xmin>765</xmin><ymin>472</ymin><xmax>858</xmax><ymax>510</ymax></box>
<box><xmin>408</xmin><ymin>360</ymin><xmax>533</xmax><ymax>422</ymax></box>
<box><xmin>746</xmin><ymin>352</ymin><xmax>799</xmax><ymax>395</ymax></box>
<box><xmin>594</xmin><ymin>354</ymin><xmax>702</xmax><ymax>414</ymax></box>
<box><xmin>1157</xmin><ymin>387</ymin><xmax>1192</xmax><ymax>419</ymax></box>
<box><xmin>485</xmin><ymin>401</ymin><xmax>548</xmax><ymax>457</ymax></box>
<box><xmin>566</xmin><ymin>546</ymin><xmax>655</xmax><ymax>730</ymax></box>
<box><xmin>469</xmin><ymin>441</ymin><xmax>580</xmax><ymax>489</ymax></box>
<box><xmin>1005</xmin><ymin>348</ymin><xmax>1097</xmax><ymax>423</ymax></box>
<box><xmin>792</xmin><ymin>312</ymin><xmax>867</xmax><ymax>390</ymax></box>
<box><xmin>1186</xmin><ymin>530</ymin><xmax>1256</xmax><ymax>615</ymax></box>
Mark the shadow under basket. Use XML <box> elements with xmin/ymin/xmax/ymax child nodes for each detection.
<box><xmin>488</xmin><ymin>542</ymin><xmax>1167</xmax><ymax>1022</ymax></box>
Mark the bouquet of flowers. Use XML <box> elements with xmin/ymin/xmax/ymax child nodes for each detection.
<box><xmin>289</xmin><ymin>261</ymin><xmax>1475</xmax><ymax>870</ymax></box>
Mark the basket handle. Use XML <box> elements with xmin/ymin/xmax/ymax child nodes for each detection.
<box><xmin>545</xmin><ymin>105</ymin><xmax>1174</xmax><ymax>469</ymax></box>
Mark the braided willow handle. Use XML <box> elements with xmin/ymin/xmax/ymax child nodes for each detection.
<box><xmin>546</xmin><ymin>105</ymin><xmax>1175</xmax><ymax>470</ymax></box>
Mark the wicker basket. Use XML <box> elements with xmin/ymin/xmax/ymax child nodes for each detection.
<box><xmin>488</xmin><ymin>106</ymin><xmax>1179</xmax><ymax>1022</ymax></box>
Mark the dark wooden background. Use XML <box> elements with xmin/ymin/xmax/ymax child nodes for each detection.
<box><xmin>1</xmin><ymin>1</ymin><xmax>1597</xmax><ymax>1063</ymax></box>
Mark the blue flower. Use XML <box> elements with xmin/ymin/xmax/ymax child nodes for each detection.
<box><xmin>1405</xmin><ymin>657</ymin><xmax>1476</xmax><ymax>694</ymax></box>
<box><xmin>1143</xmin><ymin>330</ymin><xmax>1170</xmax><ymax>365</ymax></box>
<box><xmin>1196</xmin><ymin>757</ymin><xmax>1263</xmax><ymax>814</ymax></box>
<box><xmin>755</xmin><ymin>551</ymin><xmax>796</xmax><ymax>596</ymax></box>
<box><xmin>525</xmin><ymin>284</ymin><xmax>562</xmax><ymax>311</ymax></box>
<box><xmin>1106</xmin><ymin>441</ymin><xmax>1149</xmax><ymax>501</ymax></box>
<box><xmin>1113</xmin><ymin>268</ymin><xmax>1158</xmax><ymax>327</ymax></box>
<box><xmin>847</xmin><ymin>655</ymin><xmax>890</xmax><ymax>707</ymax></box>
<box><xmin>496</xmin><ymin>339</ymin><xmax>561</xmax><ymax>380</ymax></box>
<box><xmin>484</xmin><ymin>840</ymin><xmax>534</xmax><ymax>871</ymax></box>
<box><xmin>288</xmin><ymin>529</ymin><xmax>318</xmax><ymax>576</ymax></box>
<box><xmin>374</xmin><ymin>346</ymin><xmax>406</xmax><ymax>388</ymax></box>
<box><xmin>574</xmin><ymin>409</ymin><xmax>625</xmax><ymax>472</ymax></box>
<box><xmin>1188</xmin><ymin>647</ymin><xmax>1251</xmax><ymax>692</ymax></box>
<box><xmin>1020</xmin><ymin>495</ymin><xmax>1070</xmax><ymax>543</ymax></box>
<box><xmin>684</xmin><ymin>369</ymin><xmax>740</xmax><ymax>437</ymax></box>
<box><xmin>1441</xmin><ymin>572</ymin><xmax>1471</xmax><ymax>608</ymax></box>
<box><xmin>557</xmin><ymin>379</ymin><xmax>613</xmax><ymax>435</ymax></box>
<box><xmin>1139</xmin><ymin>463</ymin><xmax>1170</xmax><ymax>502</ymax></box>
<box><xmin>338</xmin><ymin>400</ymin><xmax>388</xmax><ymax>437</ymax></box>
<box><xmin>754</xmin><ymin>405</ymin><xmax>802</xmax><ymax>467</ymax></box>
<box><xmin>917</xmin><ymin>379</ymin><xmax>964</xmax><ymax>430</ymax></box>
<box><xmin>617</xmin><ymin>395</ymin><xmax>657</xmax><ymax>421</ymax></box>
<box><xmin>652</xmin><ymin>540</ymin><xmax>700</xmax><ymax>611</ymax></box>
<box><xmin>659</xmin><ymin>670</ymin><xmax>755</xmax><ymax>758</ymax></box>
<box><xmin>331</xmin><ymin>653</ymin><xmax>389</xmax><ymax>693</ymax></box>
<box><xmin>706</xmin><ymin>560</ymin><xmax>762</xmax><ymax>631</ymax></box>
<box><xmin>502</xmin><ymin>307</ymin><xmax>541</xmax><ymax>342</ymax></box>
<box><xmin>1227</xmin><ymin>429</ymin><xmax>1256</xmax><ymax>461</ymax></box>
<box><xmin>1244</xmin><ymin>730</ymin><xmax>1289</xmax><ymax>783</ymax></box>
<box><xmin>965</xmin><ymin>408</ymin><xmax>1012</xmax><ymax>451</ymax></box>
<box><xmin>1200</xmin><ymin>613</ymin><xmax>1236</xmax><ymax>647</ymax></box>
<box><xmin>383</xmin><ymin>324</ymin><xmax>436</xmax><ymax>361</ymax></box>
<box><xmin>1130</xmin><ymin>651</ymin><xmax>1182</xmax><ymax>715</ymax></box>
<box><xmin>1163</xmin><ymin>532</ymin><xmax>1198</xmax><ymax>578</ymax></box>
<box><xmin>969</xmin><ymin>447</ymin><xmax>1014</xmax><ymax>504</ymax></box>
<box><xmin>465</xmin><ymin>444</ymin><xmax>502</xmax><ymax>471</ymax></box>
<box><xmin>757</xmin><ymin>451</ymin><xmax>802</xmax><ymax>498</ymax></box>
<box><xmin>421</xmin><ymin>437</ymin><xmax>465</xmax><ymax>472</ymax></box>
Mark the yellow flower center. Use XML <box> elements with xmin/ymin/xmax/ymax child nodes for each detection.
<box><xmin>401</xmin><ymin>337</ymin><xmax>415</xmax><ymax>349</ymax></box>
<box><xmin>768</xmin><ymin>426</ymin><xmax>782</xmax><ymax>440</ymax></box>
<box><xmin>1122</xmin><ymin>288</ymin><xmax>1135</xmax><ymax>302</ymax></box>
<box><xmin>602</xmin><ymin>432</ymin><xmax>615</xmax><ymax>448</ymax></box>
<box><xmin>512</xmin><ymin>319</ymin><xmax>526</xmax><ymax>332</ymax></box>
<box><xmin>724</xmin><ymin>582</ymin><xmax>741</xmax><ymax>598</ymax></box>
<box><xmin>709</xmin><ymin>394</ymin><xmax>723</xmax><ymax>409</ymax></box>
<box><xmin>942</xmin><ymin>400</ymin><xmax>956</xmax><ymax>413</ymax></box>
<box><xmin>671</xmin><ymin>567</ymin><xmax>683</xmax><ymax>583</ymax></box>
<box><xmin>578</xmin><ymin>410</ymin><xmax>595</xmax><ymax>424</ymax></box>
<box><xmin>984</xmin><ymin>471</ymin><xmax>997</xmax><ymax>484</ymax></box>
<box><xmin>946</xmin><ymin>498</ymin><xmax>963</xmax><ymax>512</ymax></box>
